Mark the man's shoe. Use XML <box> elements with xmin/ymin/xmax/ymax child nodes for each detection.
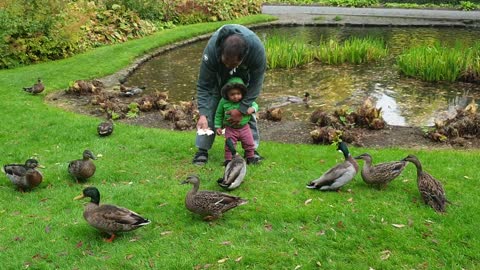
<box><xmin>192</xmin><ymin>151</ymin><xmax>208</xmax><ymax>166</ymax></box>
<box><xmin>253</xmin><ymin>150</ymin><xmax>263</xmax><ymax>161</ymax></box>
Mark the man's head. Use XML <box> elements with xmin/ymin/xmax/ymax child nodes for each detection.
<box><xmin>221</xmin><ymin>34</ymin><xmax>247</xmax><ymax>69</ymax></box>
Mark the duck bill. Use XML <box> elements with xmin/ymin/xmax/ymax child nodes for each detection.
<box><xmin>180</xmin><ymin>180</ymin><xmax>188</xmax><ymax>185</ymax></box>
<box><xmin>74</xmin><ymin>194</ymin><xmax>85</xmax><ymax>200</ymax></box>
<box><xmin>353</xmin><ymin>155</ymin><xmax>362</xmax><ymax>159</ymax></box>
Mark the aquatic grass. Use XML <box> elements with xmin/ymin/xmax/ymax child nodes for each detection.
<box><xmin>397</xmin><ymin>42</ymin><xmax>480</xmax><ymax>82</ymax></box>
<box><xmin>265</xmin><ymin>35</ymin><xmax>387</xmax><ymax>68</ymax></box>
<box><xmin>316</xmin><ymin>37</ymin><xmax>388</xmax><ymax>65</ymax></box>
<box><xmin>264</xmin><ymin>35</ymin><xmax>316</xmax><ymax>69</ymax></box>
<box><xmin>0</xmin><ymin>15</ymin><xmax>480</xmax><ymax>269</ymax></box>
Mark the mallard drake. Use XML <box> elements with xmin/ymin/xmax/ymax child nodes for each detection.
<box><xmin>182</xmin><ymin>175</ymin><xmax>248</xmax><ymax>221</ymax></box>
<box><xmin>74</xmin><ymin>187</ymin><xmax>150</xmax><ymax>242</ymax></box>
<box><xmin>217</xmin><ymin>138</ymin><xmax>246</xmax><ymax>190</ymax></box>
<box><xmin>120</xmin><ymin>86</ymin><xmax>145</xmax><ymax>97</ymax></box>
<box><xmin>354</xmin><ymin>153</ymin><xmax>407</xmax><ymax>189</ymax></box>
<box><xmin>402</xmin><ymin>155</ymin><xmax>448</xmax><ymax>213</ymax></box>
<box><xmin>3</xmin><ymin>159</ymin><xmax>43</xmax><ymax>191</ymax></box>
<box><xmin>23</xmin><ymin>78</ymin><xmax>45</xmax><ymax>94</ymax></box>
<box><xmin>306</xmin><ymin>142</ymin><xmax>359</xmax><ymax>191</ymax></box>
<box><xmin>68</xmin><ymin>150</ymin><xmax>97</xmax><ymax>183</ymax></box>
<box><xmin>97</xmin><ymin>115</ymin><xmax>114</xmax><ymax>137</ymax></box>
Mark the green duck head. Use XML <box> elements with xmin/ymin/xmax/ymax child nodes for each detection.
<box><xmin>337</xmin><ymin>142</ymin><xmax>350</xmax><ymax>159</ymax></box>
<box><xmin>74</xmin><ymin>186</ymin><xmax>100</xmax><ymax>204</ymax></box>
<box><xmin>225</xmin><ymin>138</ymin><xmax>237</xmax><ymax>156</ymax></box>
<box><xmin>25</xmin><ymin>159</ymin><xmax>39</xmax><ymax>168</ymax></box>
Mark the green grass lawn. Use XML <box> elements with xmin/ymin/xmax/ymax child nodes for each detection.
<box><xmin>1</xmin><ymin>15</ymin><xmax>479</xmax><ymax>269</ymax></box>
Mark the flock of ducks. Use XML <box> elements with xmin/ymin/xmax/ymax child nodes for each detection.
<box><xmin>307</xmin><ymin>142</ymin><xmax>448</xmax><ymax>213</ymax></box>
<box><xmin>4</xmin><ymin>79</ymin><xmax>449</xmax><ymax>242</ymax></box>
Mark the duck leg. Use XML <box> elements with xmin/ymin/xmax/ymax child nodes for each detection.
<box><xmin>104</xmin><ymin>233</ymin><xmax>116</xmax><ymax>242</ymax></box>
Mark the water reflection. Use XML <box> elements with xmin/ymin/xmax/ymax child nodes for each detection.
<box><xmin>126</xmin><ymin>26</ymin><xmax>480</xmax><ymax>127</ymax></box>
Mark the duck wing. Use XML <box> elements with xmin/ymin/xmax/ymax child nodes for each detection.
<box><xmin>307</xmin><ymin>161</ymin><xmax>356</xmax><ymax>190</ymax></box>
<box><xmin>418</xmin><ymin>172</ymin><xmax>447</xmax><ymax>212</ymax></box>
<box><xmin>219</xmin><ymin>158</ymin><xmax>246</xmax><ymax>190</ymax></box>
<box><xmin>86</xmin><ymin>204</ymin><xmax>150</xmax><ymax>232</ymax></box>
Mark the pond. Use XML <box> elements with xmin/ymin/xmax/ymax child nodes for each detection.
<box><xmin>126</xmin><ymin>26</ymin><xmax>480</xmax><ymax>127</ymax></box>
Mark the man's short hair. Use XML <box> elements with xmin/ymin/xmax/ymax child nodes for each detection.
<box><xmin>221</xmin><ymin>34</ymin><xmax>247</xmax><ymax>61</ymax></box>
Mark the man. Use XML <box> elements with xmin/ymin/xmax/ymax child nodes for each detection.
<box><xmin>193</xmin><ymin>24</ymin><xmax>266</xmax><ymax>165</ymax></box>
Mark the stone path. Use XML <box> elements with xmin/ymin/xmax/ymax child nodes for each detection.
<box><xmin>261</xmin><ymin>5</ymin><xmax>480</xmax><ymax>26</ymax></box>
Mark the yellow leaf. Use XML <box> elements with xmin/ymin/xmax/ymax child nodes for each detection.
<box><xmin>392</xmin><ymin>224</ymin><xmax>405</xmax><ymax>228</ymax></box>
<box><xmin>218</xmin><ymin>257</ymin><xmax>229</xmax><ymax>263</ymax></box>
<box><xmin>304</xmin><ymin>199</ymin><xmax>313</xmax><ymax>205</ymax></box>
<box><xmin>235</xmin><ymin>256</ymin><xmax>243</xmax><ymax>262</ymax></box>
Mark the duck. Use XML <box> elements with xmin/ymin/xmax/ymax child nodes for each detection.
<box><xmin>354</xmin><ymin>153</ymin><xmax>407</xmax><ymax>189</ymax></box>
<box><xmin>3</xmin><ymin>159</ymin><xmax>43</xmax><ymax>191</ymax></box>
<box><xmin>74</xmin><ymin>187</ymin><xmax>151</xmax><ymax>242</ymax></box>
<box><xmin>97</xmin><ymin>114</ymin><xmax>114</xmax><ymax>137</ymax></box>
<box><xmin>306</xmin><ymin>142</ymin><xmax>359</xmax><ymax>191</ymax></box>
<box><xmin>120</xmin><ymin>86</ymin><xmax>145</xmax><ymax>97</ymax></box>
<box><xmin>181</xmin><ymin>175</ymin><xmax>248</xmax><ymax>221</ymax></box>
<box><xmin>402</xmin><ymin>155</ymin><xmax>448</xmax><ymax>213</ymax></box>
<box><xmin>23</xmin><ymin>78</ymin><xmax>45</xmax><ymax>94</ymax></box>
<box><xmin>217</xmin><ymin>138</ymin><xmax>246</xmax><ymax>190</ymax></box>
<box><xmin>68</xmin><ymin>150</ymin><xmax>97</xmax><ymax>183</ymax></box>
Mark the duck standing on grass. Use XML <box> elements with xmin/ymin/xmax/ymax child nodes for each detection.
<box><xmin>217</xmin><ymin>138</ymin><xmax>247</xmax><ymax>190</ymax></box>
<box><xmin>68</xmin><ymin>150</ymin><xmax>97</xmax><ymax>183</ymax></box>
<box><xmin>74</xmin><ymin>187</ymin><xmax>151</xmax><ymax>242</ymax></box>
<box><xmin>354</xmin><ymin>153</ymin><xmax>407</xmax><ymax>189</ymax></box>
<box><xmin>182</xmin><ymin>175</ymin><xmax>248</xmax><ymax>221</ymax></box>
<box><xmin>402</xmin><ymin>154</ymin><xmax>448</xmax><ymax>213</ymax></box>
<box><xmin>306</xmin><ymin>142</ymin><xmax>358</xmax><ymax>191</ymax></box>
<box><xmin>3</xmin><ymin>159</ymin><xmax>43</xmax><ymax>192</ymax></box>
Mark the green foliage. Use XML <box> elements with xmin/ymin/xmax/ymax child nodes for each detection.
<box><xmin>126</xmin><ymin>102</ymin><xmax>139</xmax><ymax>118</ymax></box>
<box><xmin>459</xmin><ymin>0</ymin><xmax>477</xmax><ymax>9</ymax></box>
<box><xmin>397</xmin><ymin>42</ymin><xmax>480</xmax><ymax>82</ymax></box>
<box><xmin>265</xmin><ymin>35</ymin><xmax>388</xmax><ymax>68</ymax></box>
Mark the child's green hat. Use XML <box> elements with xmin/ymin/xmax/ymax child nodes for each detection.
<box><xmin>221</xmin><ymin>77</ymin><xmax>247</xmax><ymax>98</ymax></box>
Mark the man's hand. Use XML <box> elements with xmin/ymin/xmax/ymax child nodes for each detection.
<box><xmin>196</xmin><ymin>115</ymin><xmax>208</xmax><ymax>130</ymax></box>
<box><xmin>226</xmin><ymin>109</ymin><xmax>242</xmax><ymax>126</ymax></box>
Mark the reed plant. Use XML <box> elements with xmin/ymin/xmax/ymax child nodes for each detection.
<box><xmin>264</xmin><ymin>35</ymin><xmax>316</xmax><ymax>68</ymax></box>
<box><xmin>397</xmin><ymin>42</ymin><xmax>480</xmax><ymax>82</ymax></box>
<box><xmin>265</xmin><ymin>35</ymin><xmax>387</xmax><ymax>68</ymax></box>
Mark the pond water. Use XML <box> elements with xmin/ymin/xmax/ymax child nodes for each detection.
<box><xmin>126</xmin><ymin>26</ymin><xmax>480</xmax><ymax>127</ymax></box>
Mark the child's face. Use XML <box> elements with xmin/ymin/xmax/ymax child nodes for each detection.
<box><xmin>227</xmin><ymin>88</ymin><xmax>242</xmax><ymax>102</ymax></box>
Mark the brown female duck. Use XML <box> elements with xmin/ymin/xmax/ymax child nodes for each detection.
<box><xmin>182</xmin><ymin>175</ymin><xmax>248</xmax><ymax>221</ymax></box>
<box><xmin>306</xmin><ymin>142</ymin><xmax>359</xmax><ymax>191</ymax></box>
<box><xmin>97</xmin><ymin>114</ymin><xmax>114</xmax><ymax>137</ymax></box>
<box><xmin>402</xmin><ymin>154</ymin><xmax>448</xmax><ymax>213</ymax></box>
<box><xmin>74</xmin><ymin>187</ymin><xmax>150</xmax><ymax>242</ymax></box>
<box><xmin>354</xmin><ymin>153</ymin><xmax>407</xmax><ymax>189</ymax></box>
<box><xmin>23</xmin><ymin>78</ymin><xmax>45</xmax><ymax>94</ymax></box>
<box><xmin>68</xmin><ymin>150</ymin><xmax>97</xmax><ymax>183</ymax></box>
<box><xmin>3</xmin><ymin>159</ymin><xmax>43</xmax><ymax>191</ymax></box>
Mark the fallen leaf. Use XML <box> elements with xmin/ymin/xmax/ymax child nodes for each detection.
<box><xmin>304</xmin><ymin>198</ymin><xmax>313</xmax><ymax>205</ymax></box>
<box><xmin>347</xmin><ymin>198</ymin><xmax>353</xmax><ymax>203</ymax></box>
<box><xmin>294</xmin><ymin>265</ymin><xmax>301</xmax><ymax>270</ymax></box>
<box><xmin>96</xmin><ymin>154</ymin><xmax>103</xmax><ymax>158</ymax></box>
<box><xmin>316</xmin><ymin>230</ymin><xmax>325</xmax><ymax>236</ymax></box>
<box><xmin>336</xmin><ymin>221</ymin><xmax>344</xmax><ymax>229</ymax></box>
<box><xmin>161</xmin><ymin>231</ymin><xmax>172</xmax><ymax>236</ymax></box>
<box><xmin>380</xmin><ymin>250</ymin><xmax>391</xmax><ymax>260</ymax></box>
<box><xmin>316</xmin><ymin>261</ymin><xmax>322</xmax><ymax>267</ymax></box>
<box><xmin>264</xmin><ymin>224</ymin><xmax>272</xmax><ymax>231</ymax></box>
<box><xmin>76</xmin><ymin>241</ymin><xmax>83</xmax><ymax>248</ymax></box>
<box><xmin>129</xmin><ymin>237</ymin><xmax>139</xmax><ymax>242</ymax></box>
<box><xmin>158</xmin><ymin>203</ymin><xmax>168</xmax><ymax>207</ymax></box>
<box><xmin>45</xmin><ymin>225</ymin><xmax>51</xmax><ymax>233</ymax></box>
<box><xmin>125</xmin><ymin>254</ymin><xmax>134</xmax><ymax>260</ymax></box>
<box><xmin>235</xmin><ymin>256</ymin><xmax>243</xmax><ymax>262</ymax></box>
<box><xmin>392</xmin><ymin>224</ymin><xmax>405</xmax><ymax>228</ymax></box>
<box><xmin>464</xmin><ymin>175</ymin><xmax>471</xmax><ymax>179</ymax></box>
<box><xmin>217</xmin><ymin>257</ymin><xmax>229</xmax><ymax>263</ymax></box>
<box><xmin>221</xmin><ymin>241</ymin><xmax>231</xmax><ymax>246</ymax></box>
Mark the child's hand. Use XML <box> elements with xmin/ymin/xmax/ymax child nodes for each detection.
<box><xmin>216</xmin><ymin>128</ymin><xmax>223</xmax><ymax>136</ymax></box>
<box><xmin>247</xmin><ymin>107</ymin><xmax>255</xmax><ymax>115</ymax></box>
